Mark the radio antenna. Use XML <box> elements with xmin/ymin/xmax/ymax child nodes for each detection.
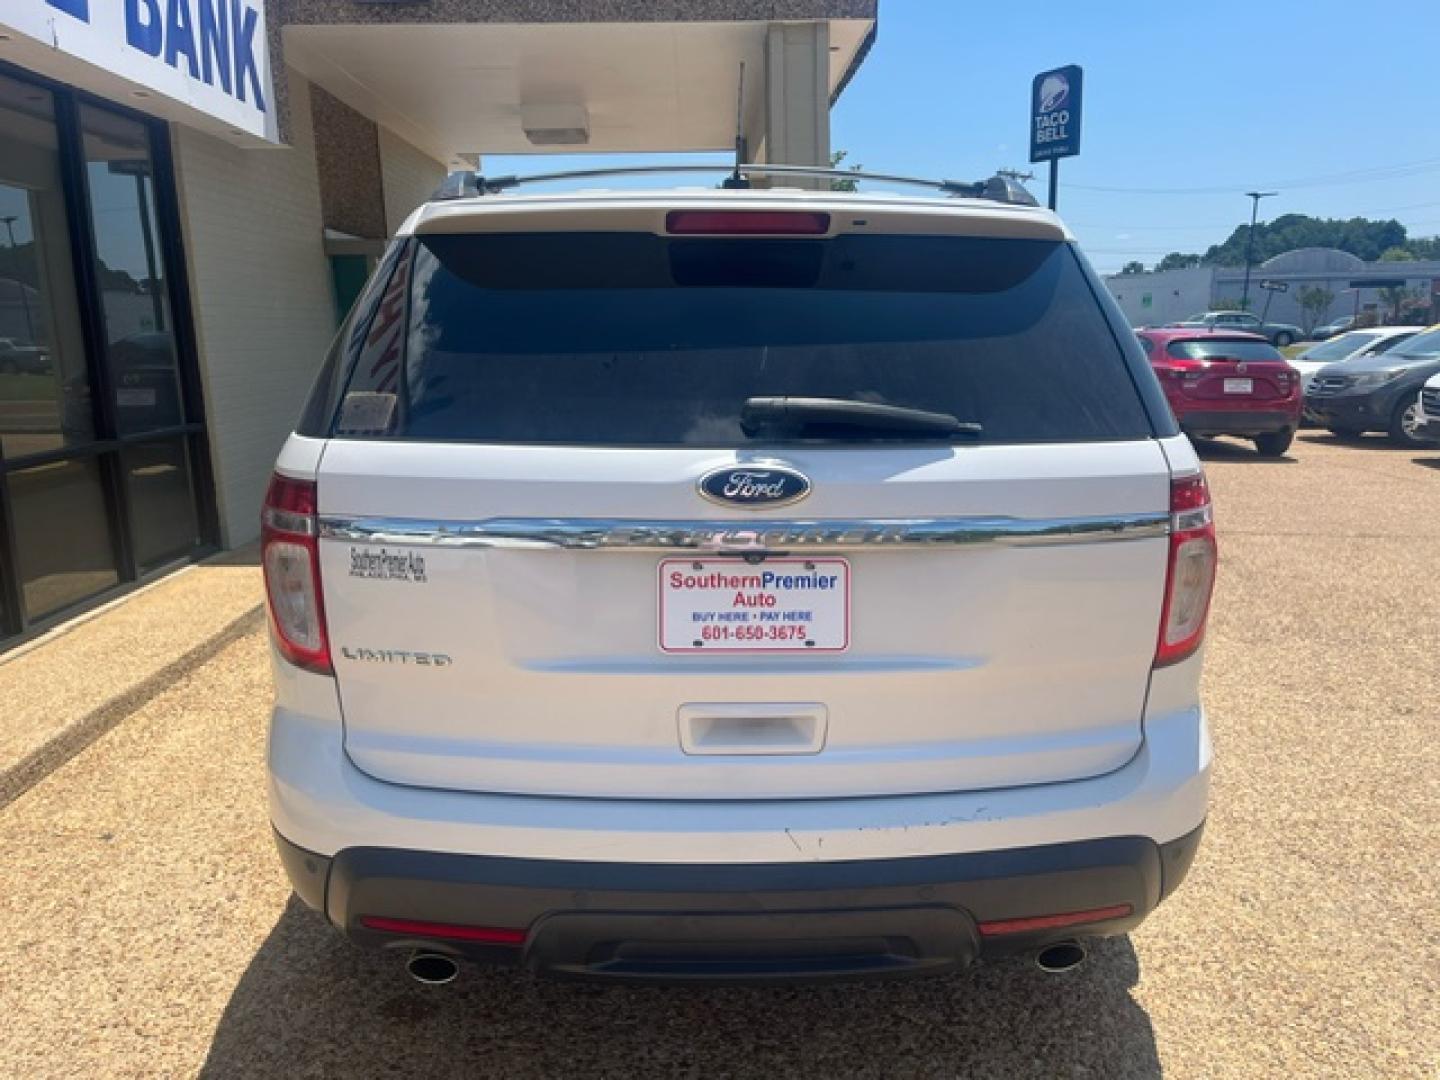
<box><xmin>723</xmin><ymin>62</ymin><xmax>751</xmax><ymax>189</ymax></box>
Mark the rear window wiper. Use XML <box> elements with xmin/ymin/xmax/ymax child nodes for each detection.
<box><xmin>741</xmin><ymin>396</ymin><xmax>983</xmax><ymax>440</ymax></box>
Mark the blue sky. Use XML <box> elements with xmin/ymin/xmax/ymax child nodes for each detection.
<box><xmin>490</xmin><ymin>0</ymin><xmax>1440</xmax><ymax>273</ymax></box>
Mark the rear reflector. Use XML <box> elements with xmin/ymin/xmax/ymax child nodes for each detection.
<box><xmin>976</xmin><ymin>904</ymin><xmax>1134</xmax><ymax>937</ymax></box>
<box><xmin>665</xmin><ymin>210</ymin><xmax>830</xmax><ymax>235</ymax></box>
<box><xmin>358</xmin><ymin>916</ymin><xmax>527</xmax><ymax>945</ymax></box>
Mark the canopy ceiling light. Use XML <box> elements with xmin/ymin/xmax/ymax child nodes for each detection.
<box><xmin>521</xmin><ymin>103</ymin><xmax>589</xmax><ymax>146</ymax></box>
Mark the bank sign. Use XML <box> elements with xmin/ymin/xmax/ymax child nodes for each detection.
<box><xmin>1029</xmin><ymin>64</ymin><xmax>1083</xmax><ymax>163</ymax></box>
<box><xmin>3</xmin><ymin>0</ymin><xmax>277</xmax><ymax>142</ymax></box>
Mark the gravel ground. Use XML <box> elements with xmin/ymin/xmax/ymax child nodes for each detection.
<box><xmin>0</xmin><ymin>432</ymin><xmax>1436</xmax><ymax>1079</ymax></box>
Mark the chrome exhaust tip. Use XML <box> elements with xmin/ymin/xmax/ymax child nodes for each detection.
<box><xmin>1035</xmin><ymin>940</ymin><xmax>1088</xmax><ymax>974</ymax></box>
<box><xmin>406</xmin><ymin>951</ymin><xmax>460</xmax><ymax>985</ymax></box>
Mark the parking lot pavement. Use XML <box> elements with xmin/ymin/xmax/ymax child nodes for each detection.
<box><xmin>0</xmin><ymin>433</ymin><xmax>1436</xmax><ymax>1079</ymax></box>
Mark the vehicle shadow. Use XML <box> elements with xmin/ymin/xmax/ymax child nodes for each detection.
<box><xmin>1296</xmin><ymin>432</ymin><xmax>1417</xmax><ymax>453</ymax></box>
<box><xmin>1190</xmin><ymin>437</ymin><xmax>1296</xmax><ymax>464</ymax></box>
<box><xmin>198</xmin><ymin>898</ymin><xmax>1162</xmax><ymax>1079</ymax></box>
<box><xmin>1412</xmin><ymin>455</ymin><xmax>1440</xmax><ymax>471</ymax></box>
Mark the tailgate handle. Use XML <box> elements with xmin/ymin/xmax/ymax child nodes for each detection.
<box><xmin>678</xmin><ymin>703</ymin><xmax>827</xmax><ymax>756</ymax></box>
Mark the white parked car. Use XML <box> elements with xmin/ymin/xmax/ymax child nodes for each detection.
<box><xmin>263</xmin><ymin>167</ymin><xmax>1215</xmax><ymax>985</ymax></box>
<box><xmin>1418</xmin><ymin>372</ymin><xmax>1440</xmax><ymax>440</ymax></box>
<box><xmin>1291</xmin><ymin>327</ymin><xmax>1425</xmax><ymax>392</ymax></box>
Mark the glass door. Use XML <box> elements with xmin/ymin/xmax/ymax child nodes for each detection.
<box><xmin>0</xmin><ymin>65</ymin><xmax>213</xmax><ymax>647</ymax></box>
<box><xmin>0</xmin><ymin>71</ymin><xmax>120</xmax><ymax>623</ymax></box>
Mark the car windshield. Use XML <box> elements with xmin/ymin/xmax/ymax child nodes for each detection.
<box><xmin>1387</xmin><ymin>326</ymin><xmax>1440</xmax><ymax>359</ymax></box>
<box><xmin>1368</xmin><ymin>333</ymin><xmax>1416</xmax><ymax>354</ymax></box>
<box><xmin>1302</xmin><ymin>332</ymin><xmax>1382</xmax><ymax>361</ymax></box>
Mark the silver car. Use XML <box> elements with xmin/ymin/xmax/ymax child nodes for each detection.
<box><xmin>1174</xmin><ymin>311</ymin><xmax>1302</xmax><ymax>347</ymax></box>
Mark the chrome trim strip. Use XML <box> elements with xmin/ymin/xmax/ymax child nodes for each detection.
<box><xmin>318</xmin><ymin>513</ymin><xmax>1170</xmax><ymax>552</ymax></box>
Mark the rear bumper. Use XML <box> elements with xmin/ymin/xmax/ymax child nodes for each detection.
<box><xmin>1176</xmin><ymin>409</ymin><xmax>1297</xmax><ymax>436</ymax></box>
<box><xmin>275</xmin><ymin>825</ymin><xmax>1205</xmax><ymax>981</ymax></box>
<box><xmin>268</xmin><ymin>651</ymin><xmax>1210</xmax><ymax>979</ymax></box>
<box><xmin>270</xmin><ymin>691</ymin><xmax>1210</xmax><ymax>865</ymax></box>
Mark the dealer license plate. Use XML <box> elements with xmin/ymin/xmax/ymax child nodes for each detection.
<box><xmin>1223</xmin><ymin>378</ymin><xmax>1253</xmax><ymax>395</ymax></box>
<box><xmin>659</xmin><ymin>557</ymin><xmax>850</xmax><ymax>653</ymax></box>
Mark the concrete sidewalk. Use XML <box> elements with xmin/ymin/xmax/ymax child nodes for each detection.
<box><xmin>0</xmin><ymin>547</ymin><xmax>265</xmax><ymax>807</ymax></box>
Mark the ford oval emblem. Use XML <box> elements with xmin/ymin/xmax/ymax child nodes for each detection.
<box><xmin>697</xmin><ymin>464</ymin><xmax>811</xmax><ymax>510</ymax></box>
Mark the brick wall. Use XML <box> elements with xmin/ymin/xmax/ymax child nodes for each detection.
<box><xmin>311</xmin><ymin>84</ymin><xmax>387</xmax><ymax>239</ymax></box>
<box><xmin>172</xmin><ymin>72</ymin><xmax>337</xmax><ymax>547</ymax></box>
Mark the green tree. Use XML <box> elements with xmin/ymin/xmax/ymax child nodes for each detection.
<box><xmin>1379</xmin><ymin>285</ymin><xmax>1406</xmax><ymax>322</ymax></box>
<box><xmin>1399</xmin><ymin>288</ymin><xmax>1434</xmax><ymax>324</ymax></box>
<box><xmin>1156</xmin><ymin>252</ymin><xmax>1203</xmax><ymax>271</ymax></box>
<box><xmin>1296</xmin><ymin>285</ymin><xmax>1336</xmax><ymax>333</ymax></box>
<box><xmin>1405</xmin><ymin>236</ymin><xmax>1440</xmax><ymax>260</ymax></box>
<box><xmin>1379</xmin><ymin>246</ymin><xmax>1416</xmax><ymax>262</ymax></box>
<box><xmin>1202</xmin><ymin>214</ymin><xmax>1408</xmax><ymax>266</ymax></box>
<box><xmin>1120</xmin><ymin>260</ymin><xmax>1145</xmax><ymax>275</ymax></box>
<box><xmin>1379</xmin><ymin>285</ymin><xmax>1429</xmax><ymax>324</ymax></box>
<box><xmin>829</xmin><ymin>150</ymin><xmax>862</xmax><ymax>192</ymax></box>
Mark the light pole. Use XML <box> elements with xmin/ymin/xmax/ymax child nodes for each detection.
<box><xmin>1</xmin><ymin>214</ymin><xmax>37</xmax><ymax>344</ymax></box>
<box><xmin>1240</xmin><ymin>191</ymin><xmax>1277</xmax><ymax>311</ymax></box>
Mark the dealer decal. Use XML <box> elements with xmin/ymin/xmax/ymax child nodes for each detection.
<box><xmin>349</xmin><ymin>546</ymin><xmax>427</xmax><ymax>583</ymax></box>
<box><xmin>658</xmin><ymin>557</ymin><xmax>851</xmax><ymax>653</ymax></box>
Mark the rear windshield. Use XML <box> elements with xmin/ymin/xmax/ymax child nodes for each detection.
<box><xmin>1166</xmin><ymin>339</ymin><xmax>1283</xmax><ymax>362</ymax></box>
<box><xmin>336</xmin><ymin>232</ymin><xmax>1152</xmax><ymax>446</ymax></box>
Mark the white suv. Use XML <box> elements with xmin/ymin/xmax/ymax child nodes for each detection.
<box><xmin>263</xmin><ymin>169</ymin><xmax>1214</xmax><ymax>984</ymax></box>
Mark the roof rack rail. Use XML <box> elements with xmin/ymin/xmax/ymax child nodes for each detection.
<box><xmin>431</xmin><ymin>165</ymin><xmax>1040</xmax><ymax>207</ymax></box>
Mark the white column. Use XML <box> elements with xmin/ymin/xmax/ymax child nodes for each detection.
<box><xmin>758</xmin><ymin>22</ymin><xmax>831</xmax><ymax>189</ymax></box>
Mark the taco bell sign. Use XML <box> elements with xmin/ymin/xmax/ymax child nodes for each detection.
<box><xmin>1029</xmin><ymin>64</ymin><xmax>1083</xmax><ymax>163</ymax></box>
<box><xmin>1</xmin><ymin>0</ymin><xmax>277</xmax><ymax>142</ymax></box>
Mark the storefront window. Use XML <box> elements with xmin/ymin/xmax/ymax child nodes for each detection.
<box><xmin>0</xmin><ymin>67</ymin><xmax>212</xmax><ymax>645</ymax></box>
<box><xmin>0</xmin><ymin>73</ymin><xmax>96</xmax><ymax>459</ymax></box>
<box><xmin>80</xmin><ymin>105</ymin><xmax>185</xmax><ymax>435</ymax></box>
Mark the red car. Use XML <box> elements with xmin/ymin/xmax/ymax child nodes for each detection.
<box><xmin>1136</xmin><ymin>329</ymin><xmax>1302</xmax><ymax>457</ymax></box>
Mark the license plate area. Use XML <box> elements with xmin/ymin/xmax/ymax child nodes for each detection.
<box><xmin>1223</xmin><ymin>377</ymin><xmax>1254</xmax><ymax>394</ymax></box>
<box><xmin>659</xmin><ymin>557</ymin><xmax>850</xmax><ymax>653</ymax></box>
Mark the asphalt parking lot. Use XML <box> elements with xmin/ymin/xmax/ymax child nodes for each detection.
<box><xmin>0</xmin><ymin>432</ymin><xmax>1436</xmax><ymax>1079</ymax></box>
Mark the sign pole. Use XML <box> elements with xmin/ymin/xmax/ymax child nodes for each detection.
<box><xmin>1048</xmin><ymin>160</ymin><xmax>1059</xmax><ymax>211</ymax></box>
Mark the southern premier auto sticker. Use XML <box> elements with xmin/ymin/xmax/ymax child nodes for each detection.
<box><xmin>349</xmin><ymin>547</ymin><xmax>427</xmax><ymax>583</ymax></box>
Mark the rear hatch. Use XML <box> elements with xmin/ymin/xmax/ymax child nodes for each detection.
<box><xmin>1161</xmin><ymin>336</ymin><xmax>1295</xmax><ymax>406</ymax></box>
<box><xmin>313</xmin><ymin>199</ymin><xmax>1174</xmax><ymax>800</ymax></box>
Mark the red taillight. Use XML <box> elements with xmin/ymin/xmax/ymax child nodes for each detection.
<box><xmin>665</xmin><ymin>210</ymin><xmax>830</xmax><ymax>235</ymax></box>
<box><xmin>977</xmin><ymin>904</ymin><xmax>1134</xmax><ymax>937</ymax></box>
<box><xmin>358</xmin><ymin>916</ymin><xmax>527</xmax><ymax>945</ymax></box>
<box><xmin>1154</xmin><ymin>360</ymin><xmax>1205</xmax><ymax>382</ymax></box>
<box><xmin>1155</xmin><ymin>473</ymin><xmax>1217</xmax><ymax>667</ymax></box>
<box><xmin>261</xmin><ymin>472</ymin><xmax>331</xmax><ymax>675</ymax></box>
